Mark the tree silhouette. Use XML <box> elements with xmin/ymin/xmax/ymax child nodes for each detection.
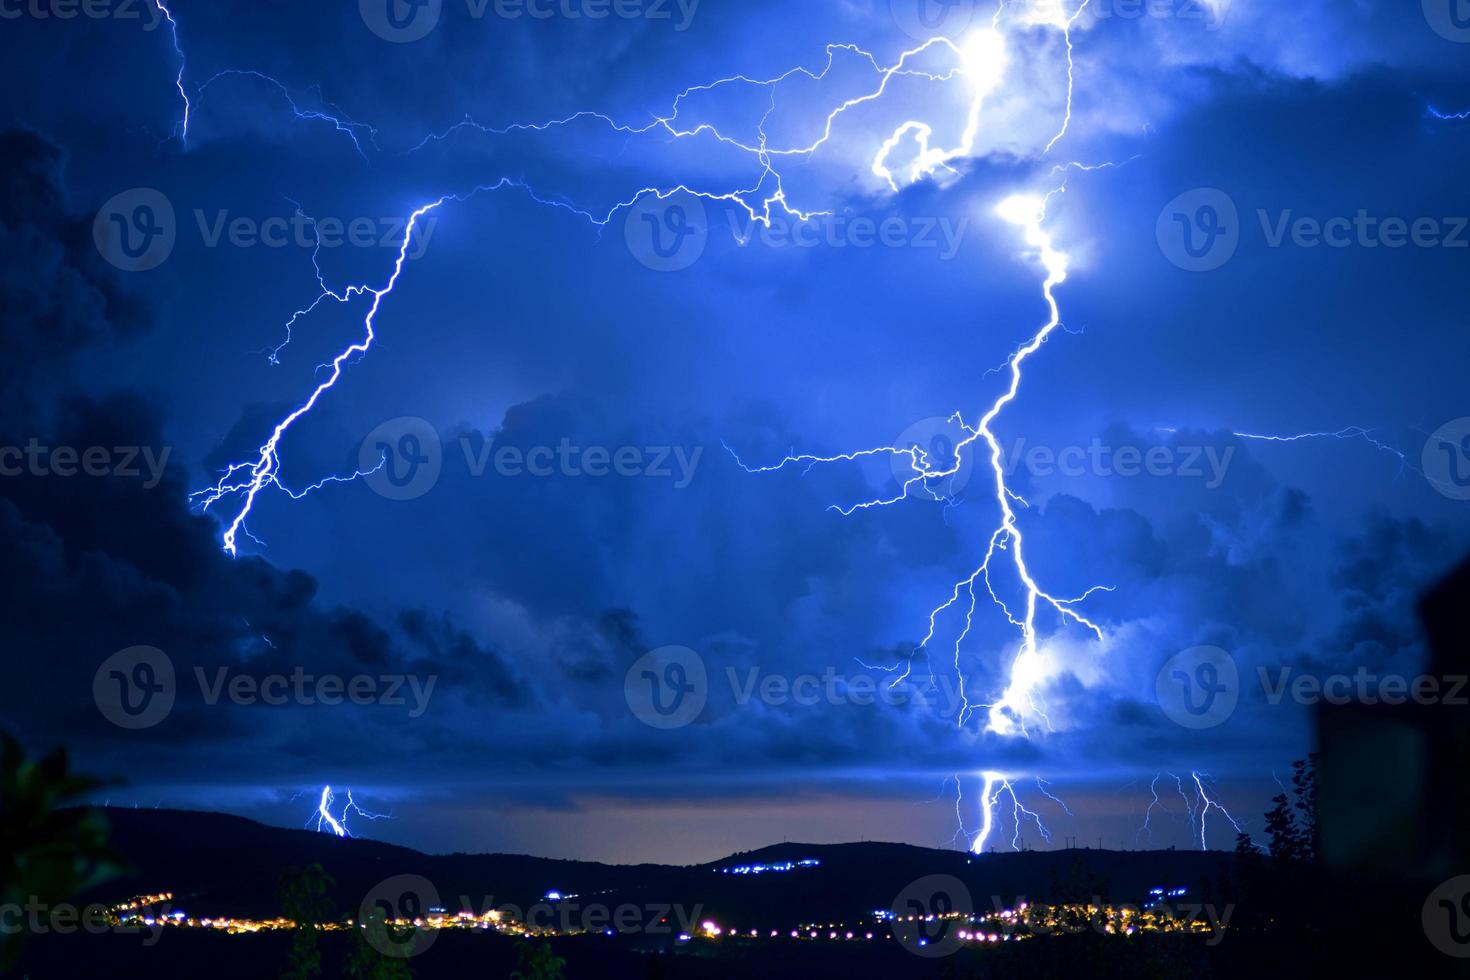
<box><xmin>345</xmin><ymin>908</ymin><xmax>415</xmax><ymax>980</ymax></box>
<box><xmin>0</xmin><ymin>732</ymin><xmax>122</xmax><ymax>969</ymax></box>
<box><xmin>510</xmin><ymin>940</ymin><xmax>566</xmax><ymax>980</ymax></box>
<box><xmin>278</xmin><ymin>863</ymin><xmax>338</xmax><ymax>980</ymax></box>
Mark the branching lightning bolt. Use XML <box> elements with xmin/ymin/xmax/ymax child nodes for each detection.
<box><xmin>186</xmin><ymin>2</ymin><xmax>1099</xmax><ymax>558</ymax></box>
<box><xmin>1135</xmin><ymin>771</ymin><xmax>1248</xmax><ymax>851</ymax></box>
<box><xmin>731</xmin><ymin>191</ymin><xmax>1111</xmax><ymax>739</ymax></box>
<box><xmin>309</xmin><ymin>785</ymin><xmax>390</xmax><ymax>838</ymax></box>
<box><xmin>964</xmin><ymin>770</ymin><xmax>1069</xmax><ymax>854</ymax></box>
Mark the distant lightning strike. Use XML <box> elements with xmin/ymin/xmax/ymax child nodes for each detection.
<box><xmin>1190</xmin><ymin>771</ymin><xmax>1247</xmax><ymax>850</ymax></box>
<box><xmin>310</xmin><ymin>786</ymin><xmax>389</xmax><ymax>838</ymax></box>
<box><xmin>1135</xmin><ymin>772</ymin><xmax>1249</xmax><ymax>851</ymax></box>
<box><xmin>965</xmin><ymin>771</ymin><xmax>1069</xmax><ymax>854</ymax></box>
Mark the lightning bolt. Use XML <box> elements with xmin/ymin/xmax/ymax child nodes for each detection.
<box><xmin>309</xmin><ymin>785</ymin><xmax>390</xmax><ymax>838</ymax></box>
<box><xmin>730</xmin><ymin>190</ymin><xmax>1110</xmax><ymax>738</ymax></box>
<box><xmin>195</xmin><ymin>70</ymin><xmax>380</xmax><ymax>160</ymax></box>
<box><xmin>153</xmin><ymin>0</ymin><xmax>190</xmax><ymax>145</ymax></box>
<box><xmin>1429</xmin><ymin>105</ymin><xmax>1470</xmax><ymax>121</ymax></box>
<box><xmin>964</xmin><ymin>771</ymin><xmax>1066</xmax><ymax>854</ymax></box>
<box><xmin>1190</xmin><ymin>770</ymin><xmax>1247</xmax><ymax>850</ymax></box>
<box><xmin>189</xmin><ymin>4</ymin><xmax>1096</xmax><ymax>555</ymax></box>
<box><xmin>1135</xmin><ymin>771</ymin><xmax>1248</xmax><ymax>850</ymax></box>
<box><xmin>1159</xmin><ymin>422</ymin><xmax>1466</xmax><ymax>495</ymax></box>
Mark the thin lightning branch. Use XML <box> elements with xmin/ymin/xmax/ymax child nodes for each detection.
<box><xmin>1428</xmin><ymin>105</ymin><xmax>1470</xmax><ymax>121</ymax></box>
<box><xmin>1158</xmin><ymin>423</ymin><xmax>1459</xmax><ymax>493</ymax></box>
<box><xmin>1136</xmin><ymin>773</ymin><xmax>1165</xmax><ymax>847</ymax></box>
<box><xmin>195</xmin><ymin>71</ymin><xmax>379</xmax><ymax>160</ymax></box>
<box><xmin>1035</xmin><ymin>777</ymin><xmax>1074</xmax><ymax>816</ymax></box>
<box><xmin>153</xmin><ymin>0</ymin><xmax>190</xmax><ymax>145</ymax></box>
<box><xmin>1229</xmin><ymin>426</ymin><xmax>1409</xmax><ymax>469</ymax></box>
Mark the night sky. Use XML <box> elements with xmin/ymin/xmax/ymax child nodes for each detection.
<box><xmin>2</xmin><ymin>0</ymin><xmax>1467</xmax><ymax>864</ymax></box>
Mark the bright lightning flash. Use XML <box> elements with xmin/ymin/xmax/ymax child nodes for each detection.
<box><xmin>309</xmin><ymin>785</ymin><xmax>389</xmax><ymax>838</ymax></box>
<box><xmin>732</xmin><ymin>192</ymin><xmax>1110</xmax><ymax>740</ymax></box>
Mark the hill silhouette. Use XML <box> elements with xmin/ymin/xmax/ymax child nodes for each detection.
<box><xmin>86</xmin><ymin>806</ymin><xmax>1234</xmax><ymax>926</ymax></box>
